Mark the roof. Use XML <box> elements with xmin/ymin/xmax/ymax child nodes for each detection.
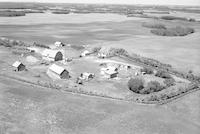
<box><xmin>81</xmin><ymin>50</ymin><xmax>90</xmax><ymax>56</ymax></box>
<box><xmin>54</xmin><ymin>41</ymin><xmax>64</xmax><ymax>46</ymax></box>
<box><xmin>107</xmin><ymin>66</ymin><xmax>117</xmax><ymax>71</ymax></box>
<box><xmin>12</xmin><ymin>61</ymin><xmax>23</xmax><ymax>68</ymax></box>
<box><xmin>105</xmin><ymin>70</ymin><xmax>117</xmax><ymax>75</ymax></box>
<box><xmin>42</xmin><ymin>49</ymin><xmax>62</xmax><ymax>58</ymax></box>
<box><xmin>81</xmin><ymin>72</ymin><xmax>94</xmax><ymax>77</ymax></box>
<box><xmin>49</xmin><ymin>64</ymin><xmax>67</xmax><ymax>75</ymax></box>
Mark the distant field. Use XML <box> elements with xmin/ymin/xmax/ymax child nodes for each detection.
<box><xmin>0</xmin><ymin>12</ymin><xmax>199</xmax><ymax>74</ymax></box>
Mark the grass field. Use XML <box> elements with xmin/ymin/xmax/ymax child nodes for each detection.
<box><xmin>0</xmin><ymin>76</ymin><xmax>200</xmax><ymax>134</ymax></box>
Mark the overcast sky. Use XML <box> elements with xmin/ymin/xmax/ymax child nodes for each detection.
<box><xmin>0</xmin><ymin>0</ymin><xmax>200</xmax><ymax>6</ymax></box>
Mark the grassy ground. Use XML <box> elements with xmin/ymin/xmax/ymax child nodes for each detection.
<box><xmin>0</xmin><ymin>76</ymin><xmax>200</xmax><ymax>134</ymax></box>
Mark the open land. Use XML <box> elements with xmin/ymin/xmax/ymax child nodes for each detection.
<box><xmin>0</xmin><ymin>2</ymin><xmax>200</xmax><ymax>134</ymax></box>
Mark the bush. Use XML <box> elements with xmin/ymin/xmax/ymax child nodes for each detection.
<box><xmin>52</xmin><ymin>11</ymin><xmax>70</xmax><ymax>14</ymax></box>
<box><xmin>164</xmin><ymin>78</ymin><xmax>175</xmax><ymax>87</ymax></box>
<box><xmin>91</xmin><ymin>46</ymin><xmax>101</xmax><ymax>53</ymax></box>
<box><xmin>0</xmin><ymin>11</ymin><xmax>26</xmax><ymax>17</ymax></box>
<box><xmin>33</xmin><ymin>42</ymin><xmax>50</xmax><ymax>49</ymax></box>
<box><xmin>128</xmin><ymin>78</ymin><xmax>144</xmax><ymax>93</ymax></box>
<box><xmin>155</xmin><ymin>70</ymin><xmax>172</xmax><ymax>79</ymax></box>
<box><xmin>140</xmin><ymin>81</ymin><xmax>164</xmax><ymax>94</ymax></box>
<box><xmin>142</xmin><ymin>22</ymin><xmax>166</xmax><ymax>29</ymax></box>
<box><xmin>140</xmin><ymin>67</ymin><xmax>153</xmax><ymax>74</ymax></box>
<box><xmin>0</xmin><ymin>38</ymin><xmax>28</xmax><ymax>47</ymax></box>
<box><xmin>160</xmin><ymin>16</ymin><xmax>188</xmax><ymax>21</ymax></box>
<box><xmin>151</xmin><ymin>26</ymin><xmax>194</xmax><ymax>36</ymax></box>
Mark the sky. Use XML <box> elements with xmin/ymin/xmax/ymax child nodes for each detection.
<box><xmin>0</xmin><ymin>0</ymin><xmax>200</xmax><ymax>6</ymax></box>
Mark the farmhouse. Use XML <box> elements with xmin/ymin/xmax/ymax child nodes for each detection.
<box><xmin>79</xmin><ymin>72</ymin><xmax>95</xmax><ymax>81</ymax></box>
<box><xmin>42</xmin><ymin>49</ymin><xmax>63</xmax><ymax>61</ymax></box>
<box><xmin>47</xmin><ymin>64</ymin><xmax>69</xmax><ymax>79</ymax></box>
<box><xmin>12</xmin><ymin>61</ymin><xmax>26</xmax><ymax>71</ymax></box>
<box><xmin>54</xmin><ymin>41</ymin><xmax>65</xmax><ymax>47</ymax></box>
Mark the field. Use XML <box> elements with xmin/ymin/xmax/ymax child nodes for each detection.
<box><xmin>0</xmin><ymin>2</ymin><xmax>200</xmax><ymax>134</ymax></box>
<box><xmin>0</xmin><ymin>13</ymin><xmax>199</xmax><ymax>74</ymax></box>
<box><xmin>0</xmin><ymin>76</ymin><xmax>200</xmax><ymax>134</ymax></box>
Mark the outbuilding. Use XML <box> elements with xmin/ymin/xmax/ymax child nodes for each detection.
<box><xmin>101</xmin><ymin>67</ymin><xmax>118</xmax><ymax>79</ymax></box>
<box><xmin>47</xmin><ymin>64</ymin><xmax>69</xmax><ymax>79</ymax></box>
<box><xmin>12</xmin><ymin>61</ymin><xmax>26</xmax><ymax>71</ymax></box>
<box><xmin>79</xmin><ymin>72</ymin><xmax>95</xmax><ymax>81</ymax></box>
<box><xmin>104</xmin><ymin>70</ymin><xmax>118</xmax><ymax>79</ymax></box>
<box><xmin>42</xmin><ymin>49</ymin><xmax>63</xmax><ymax>61</ymax></box>
<box><xmin>54</xmin><ymin>41</ymin><xmax>65</xmax><ymax>47</ymax></box>
<box><xmin>80</xmin><ymin>50</ymin><xmax>90</xmax><ymax>57</ymax></box>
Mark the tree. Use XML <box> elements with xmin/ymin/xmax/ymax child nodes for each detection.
<box><xmin>164</xmin><ymin>78</ymin><xmax>175</xmax><ymax>87</ymax></box>
<box><xmin>128</xmin><ymin>78</ymin><xmax>144</xmax><ymax>93</ymax></box>
<box><xmin>155</xmin><ymin>70</ymin><xmax>171</xmax><ymax>79</ymax></box>
<box><xmin>143</xmin><ymin>81</ymin><xmax>164</xmax><ymax>94</ymax></box>
<box><xmin>140</xmin><ymin>67</ymin><xmax>153</xmax><ymax>74</ymax></box>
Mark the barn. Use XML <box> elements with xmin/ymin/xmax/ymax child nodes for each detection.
<box><xmin>42</xmin><ymin>49</ymin><xmax>63</xmax><ymax>61</ymax></box>
<box><xmin>47</xmin><ymin>64</ymin><xmax>69</xmax><ymax>79</ymax></box>
<box><xmin>12</xmin><ymin>61</ymin><xmax>26</xmax><ymax>71</ymax></box>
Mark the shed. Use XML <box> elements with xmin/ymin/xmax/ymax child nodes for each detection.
<box><xmin>104</xmin><ymin>70</ymin><xmax>118</xmax><ymax>79</ymax></box>
<box><xmin>79</xmin><ymin>72</ymin><xmax>95</xmax><ymax>81</ymax></box>
<box><xmin>80</xmin><ymin>50</ymin><xmax>90</xmax><ymax>57</ymax></box>
<box><xmin>101</xmin><ymin>67</ymin><xmax>118</xmax><ymax>79</ymax></box>
<box><xmin>47</xmin><ymin>64</ymin><xmax>69</xmax><ymax>79</ymax></box>
<box><xmin>12</xmin><ymin>61</ymin><xmax>26</xmax><ymax>71</ymax></box>
<box><xmin>42</xmin><ymin>49</ymin><xmax>63</xmax><ymax>61</ymax></box>
<box><xmin>54</xmin><ymin>41</ymin><xmax>65</xmax><ymax>47</ymax></box>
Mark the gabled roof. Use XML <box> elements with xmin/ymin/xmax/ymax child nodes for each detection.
<box><xmin>42</xmin><ymin>49</ymin><xmax>61</xmax><ymax>58</ymax></box>
<box><xmin>49</xmin><ymin>64</ymin><xmax>67</xmax><ymax>75</ymax></box>
<box><xmin>12</xmin><ymin>61</ymin><xmax>23</xmax><ymax>68</ymax></box>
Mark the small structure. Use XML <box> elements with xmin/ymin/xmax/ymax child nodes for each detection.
<box><xmin>101</xmin><ymin>67</ymin><xmax>118</xmax><ymax>79</ymax></box>
<box><xmin>27</xmin><ymin>47</ymin><xmax>37</xmax><ymax>53</ymax></box>
<box><xmin>12</xmin><ymin>61</ymin><xmax>26</xmax><ymax>71</ymax></box>
<box><xmin>54</xmin><ymin>41</ymin><xmax>65</xmax><ymax>47</ymax></box>
<box><xmin>47</xmin><ymin>64</ymin><xmax>69</xmax><ymax>79</ymax></box>
<box><xmin>79</xmin><ymin>72</ymin><xmax>95</xmax><ymax>81</ymax></box>
<box><xmin>80</xmin><ymin>50</ymin><xmax>90</xmax><ymax>57</ymax></box>
<box><xmin>104</xmin><ymin>70</ymin><xmax>118</xmax><ymax>79</ymax></box>
<box><xmin>98</xmin><ymin>53</ymin><xmax>107</xmax><ymax>58</ymax></box>
<box><xmin>42</xmin><ymin>49</ymin><xmax>63</xmax><ymax>61</ymax></box>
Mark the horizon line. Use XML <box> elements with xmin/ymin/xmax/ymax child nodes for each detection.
<box><xmin>0</xmin><ymin>1</ymin><xmax>199</xmax><ymax>7</ymax></box>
